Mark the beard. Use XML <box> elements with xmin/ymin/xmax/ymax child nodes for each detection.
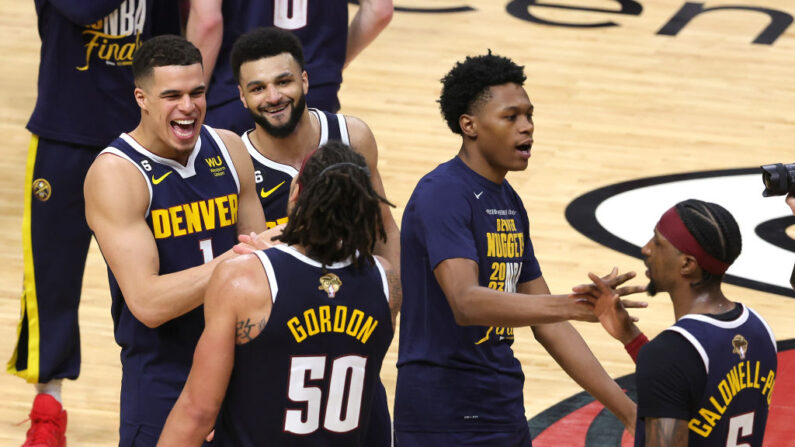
<box><xmin>250</xmin><ymin>93</ymin><xmax>306</xmax><ymax>139</ymax></box>
<box><xmin>647</xmin><ymin>280</ymin><xmax>658</xmax><ymax>296</ymax></box>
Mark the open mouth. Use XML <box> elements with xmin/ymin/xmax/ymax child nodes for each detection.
<box><xmin>516</xmin><ymin>140</ymin><xmax>533</xmax><ymax>156</ymax></box>
<box><xmin>171</xmin><ymin>119</ymin><xmax>196</xmax><ymax>139</ymax></box>
<box><xmin>260</xmin><ymin>102</ymin><xmax>290</xmax><ymax>115</ymax></box>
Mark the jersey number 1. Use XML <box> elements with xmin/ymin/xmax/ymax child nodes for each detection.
<box><xmin>274</xmin><ymin>0</ymin><xmax>308</xmax><ymax>30</ymax></box>
<box><xmin>285</xmin><ymin>355</ymin><xmax>367</xmax><ymax>434</ymax></box>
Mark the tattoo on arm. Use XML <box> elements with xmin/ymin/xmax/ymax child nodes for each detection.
<box><xmin>236</xmin><ymin>317</ymin><xmax>268</xmax><ymax>344</ymax></box>
<box><xmin>386</xmin><ymin>269</ymin><xmax>402</xmax><ymax>326</ymax></box>
<box><xmin>236</xmin><ymin>318</ymin><xmax>255</xmax><ymax>344</ymax></box>
<box><xmin>646</xmin><ymin>418</ymin><xmax>689</xmax><ymax>447</ymax></box>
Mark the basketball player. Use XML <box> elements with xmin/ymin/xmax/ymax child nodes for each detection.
<box><xmin>158</xmin><ymin>141</ymin><xmax>399</xmax><ymax>446</ymax></box>
<box><xmin>10</xmin><ymin>3</ymin><xmax>181</xmax><ymax>445</ymax></box>
<box><xmin>577</xmin><ymin>200</ymin><xmax>778</xmax><ymax>446</ymax></box>
<box><xmin>229</xmin><ymin>27</ymin><xmax>400</xmax><ymax>269</ymax></box>
<box><xmin>394</xmin><ymin>52</ymin><xmax>642</xmax><ymax>445</ymax></box>
<box><xmin>83</xmin><ymin>35</ymin><xmax>266</xmax><ymax>446</ymax></box>
<box><xmin>229</xmin><ymin>26</ymin><xmax>399</xmax><ymax>445</ymax></box>
<box><xmin>186</xmin><ymin>0</ymin><xmax>393</xmax><ymax>133</ymax></box>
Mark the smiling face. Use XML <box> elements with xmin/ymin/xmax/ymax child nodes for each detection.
<box><xmin>237</xmin><ymin>53</ymin><xmax>308</xmax><ymax>139</ymax></box>
<box><xmin>135</xmin><ymin>63</ymin><xmax>206</xmax><ymax>158</ymax></box>
<box><xmin>461</xmin><ymin>83</ymin><xmax>534</xmax><ymax>182</ymax></box>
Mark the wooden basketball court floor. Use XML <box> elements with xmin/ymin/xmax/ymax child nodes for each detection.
<box><xmin>1</xmin><ymin>1</ymin><xmax>794</xmax><ymax>445</ymax></box>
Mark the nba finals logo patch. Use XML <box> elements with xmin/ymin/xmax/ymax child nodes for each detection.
<box><xmin>32</xmin><ymin>178</ymin><xmax>51</xmax><ymax>202</ymax></box>
<box><xmin>319</xmin><ymin>273</ymin><xmax>342</xmax><ymax>298</ymax></box>
<box><xmin>732</xmin><ymin>334</ymin><xmax>749</xmax><ymax>360</ymax></box>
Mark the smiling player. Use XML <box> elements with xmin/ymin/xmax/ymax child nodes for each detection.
<box><xmin>83</xmin><ymin>35</ymin><xmax>265</xmax><ymax>446</ymax></box>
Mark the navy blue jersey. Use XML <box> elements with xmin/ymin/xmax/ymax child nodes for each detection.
<box><xmin>395</xmin><ymin>157</ymin><xmax>542</xmax><ymax>432</ymax></box>
<box><xmin>213</xmin><ymin>245</ymin><xmax>393</xmax><ymax>446</ymax></box>
<box><xmin>635</xmin><ymin>304</ymin><xmax>777</xmax><ymax>447</ymax></box>
<box><xmin>207</xmin><ymin>0</ymin><xmax>348</xmax><ymax>109</ymax></box>
<box><xmin>101</xmin><ymin>126</ymin><xmax>241</xmax><ymax>430</ymax></box>
<box><xmin>244</xmin><ymin>109</ymin><xmax>350</xmax><ymax>228</ymax></box>
<box><xmin>28</xmin><ymin>0</ymin><xmax>180</xmax><ymax>147</ymax></box>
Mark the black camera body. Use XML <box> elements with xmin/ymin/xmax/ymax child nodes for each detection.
<box><xmin>761</xmin><ymin>163</ymin><xmax>795</xmax><ymax>197</ymax></box>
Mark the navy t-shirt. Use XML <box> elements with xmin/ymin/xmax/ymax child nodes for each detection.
<box><xmin>28</xmin><ymin>0</ymin><xmax>180</xmax><ymax>147</ymax></box>
<box><xmin>395</xmin><ymin>156</ymin><xmax>542</xmax><ymax>432</ymax></box>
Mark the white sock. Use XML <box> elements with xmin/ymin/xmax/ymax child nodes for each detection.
<box><xmin>35</xmin><ymin>379</ymin><xmax>63</xmax><ymax>404</ymax></box>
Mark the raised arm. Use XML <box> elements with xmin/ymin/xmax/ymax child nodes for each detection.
<box><xmin>523</xmin><ymin>277</ymin><xmax>637</xmax><ymax>433</ymax></box>
<box><xmin>346</xmin><ymin>116</ymin><xmax>400</xmax><ymax>274</ymax></box>
<box><xmin>85</xmin><ymin>153</ymin><xmax>238</xmax><ymax>327</ymax></box>
<box><xmin>345</xmin><ymin>0</ymin><xmax>394</xmax><ymax>68</ymax></box>
<box><xmin>216</xmin><ymin>128</ymin><xmax>267</xmax><ymax>236</ymax></box>
<box><xmin>158</xmin><ymin>254</ymin><xmax>270</xmax><ymax>446</ymax></box>
<box><xmin>433</xmin><ymin>258</ymin><xmax>596</xmax><ymax>326</ymax></box>
<box><xmin>185</xmin><ymin>0</ymin><xmax>224</xmax><ymax>86</ymax></box>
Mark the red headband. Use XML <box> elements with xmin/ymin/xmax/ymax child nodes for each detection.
<box><xmin>655</xmin><ymin>207</ymin><xmax>730</xmax><ymax>275</ymax></box>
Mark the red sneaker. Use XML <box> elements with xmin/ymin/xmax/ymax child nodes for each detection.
<box><xmin>21</xmin><ymin>394</ymin><xmax>67</xmax><ymax>447</ymax></box>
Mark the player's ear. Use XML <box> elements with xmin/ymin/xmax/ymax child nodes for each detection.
<box><xmin>134</xmin><ymin>87</ymin><xmax>147</xmax><ymax>110</ymax></box>
<box><xmin>459</xmin><ymin>114</ymin><xmax>477</xmax><ymax>138</ymax></box>
<box><xmin>238</xmin><ymin>85</ymin><xmax>248</xmax><ymax>109</ymax></box>
<box><xmin>680</xmin><ymin>254</ymin><xmax>699</xmax><ymax>277</ymax></box>
<box><xmin>302</xmin><ymin>71</ymin><xmax>309</xmax><ymax>96</ymax></box>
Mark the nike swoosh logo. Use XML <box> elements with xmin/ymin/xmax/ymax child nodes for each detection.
<box><xmin>151</xmin><ymin>171</ymin><xmax>172</xmax><ymax>185</ymax></box>
<box><xmin>261</xmin><ymin>180</ymin><xmax>286</xmax><ymax>198</ymax></box>
<box><xmin>474</xmin><ymin>191</ymin><xmax>483</xmax><ymax>199</ymax></box>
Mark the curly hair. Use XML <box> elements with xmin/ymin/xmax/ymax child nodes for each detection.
<box><xmin>276</xmin><ymin>141</ymin><xmax>394</xmax><ymax>268</ymax></box>
<box><xmin>230</xmin><ymin>27</ymin><xmax>305</xmax><ymax>83</ymax></box>
<box><xmin>132</xmin><ymin>35</ymin><xmax>202</xmax><ymax>86</ymax></box>
<box><xmin>438</xmin><ymin>51</ymin><xmax>527</xmax><ymax>134</ymax></box>
<box><xmin>676</xmin><ymin>199</ymin><xmax>742</xmax><ymax>285</ymax></box>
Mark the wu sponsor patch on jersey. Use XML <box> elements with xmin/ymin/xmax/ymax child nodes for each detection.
<box><xmin>205</xmin><ymin>156</ymin><xmax>226</xmax><ymax>177</ymax></box>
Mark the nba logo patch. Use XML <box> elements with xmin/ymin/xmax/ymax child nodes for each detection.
<box><xmin>319</xmin><ymin>273</ymin><xmax>342</xmax><ymax>298</ymax></box>
<box><xmin>732</xmin><ymin>334</ymin><xmax>748</xmax><ymax>360</ymax></box>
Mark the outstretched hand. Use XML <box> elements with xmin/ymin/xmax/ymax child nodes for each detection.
<box><xmin>570</xmin><ymin>268</ymin><xmax>646</xmax><ymax>343</ymax></box>
<box><xmin>233</xmin><ymin>224</ymin><xmax>286</xmax><ymax>254</ymax></box>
